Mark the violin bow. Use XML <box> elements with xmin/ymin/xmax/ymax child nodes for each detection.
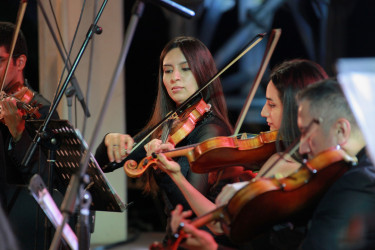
<box><xmin>0</xmin><ymin>0</ymin><xmax>28</xmax><ymax>93</ymax></box>
<box><xmin>233</xmin><ymin>29</ymin><xmax>281</xmax><ymax>136</ymax></box>
<box><xmin>211</xmin><ymin>29</ymin><xmax>280</xmax><ymax>187</ymax></box>
<box><xmin>103</xmin><ymin>32</ymin><xmax>265</xmax><ymax>171</ymax></box>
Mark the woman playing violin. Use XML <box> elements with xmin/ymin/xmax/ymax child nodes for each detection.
<box><xmin>94</xmin><ymin>36</ymin><xmax>234</xmax><ymax>236</ymax></box>
<box><xmin>155</xmin><ymin>59</ymin><xmax>328</xmax><ymax>248</ymax></box>
<box><xmin>168</xmin><ymin>80</ymin><xmax>375</xmax><ymax>250</ymax></box>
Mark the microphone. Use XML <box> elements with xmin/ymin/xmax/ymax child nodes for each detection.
<box><xmin>148</xmin><ymin>0</ymin><xmax>195</xmax><ymax>19</ymax></box>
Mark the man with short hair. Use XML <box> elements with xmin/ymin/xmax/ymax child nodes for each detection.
<box><xmin>297</xmin><ymin>79</ymin><xmax>375</xmax><ymax>249</ymax></box>
<box><xmin>0</xmin><ymin>21</ymin><xmax>60</xmax><ymax>250</ymax></box>
<box><xmin>167</xmin><ymin>79</ymin><xmax>375</xmax><ymax>249</ymax></box>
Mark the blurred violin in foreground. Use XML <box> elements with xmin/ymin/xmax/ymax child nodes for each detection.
<box><xmin>151</xmin><ymin>147</ymin><xmax>357</xmax><ymax>249</ymax></box>
<box><xmin>124</xmin><ymin>130</ymin><xmax>277</xmax><ymax>178</ymax></box>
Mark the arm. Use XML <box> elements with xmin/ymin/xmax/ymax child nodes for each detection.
<box><xmin>95</xmin><ymin>133</ymin><xmax>135</xmax><ymax>170</ymax></box>
<box><xmin>4</xmin><ymin>95</ymin><xmax>59</xmax><ymax>177</ymax></box>
<box><xmin>170</xmin><ymin>204</ymin><xmax>218</xmax><ymax>250</ymax></box>
<box><xmin>157</xmin><ymin>153</ymin><xmax>221</xmax><ymax>233</ymax></box>
<box><xmin>155</xmin><ymin>121</ymin><xmax>231</xmax><ymax>234</ymax></box>
<box><xmin>181</xmin><ymin>223</ymin><xmax>219</xmax><ymax>250</ymax></box>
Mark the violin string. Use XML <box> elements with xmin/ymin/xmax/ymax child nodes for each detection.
<box><xmin>256</xmin><ymin>118</ymin><xmax>322</xmax><ymax>180</ymax></box>
<box><xmin>142</xmin><ymin>34</ymin><xmax>265</xmax><ymax>146</ymax></box>
<box><xmin>133</xmin><ymin>34</ymin><xmax>265</xmax><ymax>153</ymax></box>
<box><xmin>104</xmin><ymin>33</ymin><xmax>266</xmax><ymax>171</ymax></box>
<box><xmin>160</xmin><ymin>119</ymin><xmax>174</xmax><ymax>143</ymax></box>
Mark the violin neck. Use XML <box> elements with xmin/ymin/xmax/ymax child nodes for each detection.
<box><xmin>164</xmin><ymin>144</ymin><xmax>197</xmax><ymax>158</ymax></box>
<box><xmin>190</xmin><ymin>206</ymin><xmax>225</xmax><ymax>229</ymax></box>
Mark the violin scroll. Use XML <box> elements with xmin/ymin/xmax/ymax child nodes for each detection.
<box><xmin>123</xmin><ymin>155</ymin><xmax>159</xmax><ymax>178</ymax></box>
<box><xmin>122</xmin><ymin>131</ymin><xmax>278</xmax><ymax>178</ymax></box>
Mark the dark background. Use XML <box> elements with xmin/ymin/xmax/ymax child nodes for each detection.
<box><xmin>123</xmin><ymin>0</ymin><xmax>375</xmax><ymax>137</ymax></box>
<box><xmin>124</xmin><ymin>0</ymin><xmax>375</xmax><ymax>232</ymax></box>
<box><xmin>1</xmin><ymin>0</ymin><xmax>375</xmax><ymax>135</ymax></box>
<box><xmin>0</xmin><ymin>0</ymin><xmax>39</xmax><ymax>91</ymax></box>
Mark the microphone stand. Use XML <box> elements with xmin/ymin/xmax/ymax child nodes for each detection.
<box><xmin>48</xmin><ymin>2</ymin><xmax>145</xmax><ymax>249</ymax></box>
<box><xmin>71</xmin><ymin>0</ymin><xmax>195</xmax><ymax>248</ymax></box>
<box><xmin>147</xmin><ymin>0</ymin><xmax>195</xmax><ymax>19</ymax></box>
<box><xmin>37</xmin><ymin>0</ymin><xmax>91</xmax><ymax>118</ymax></box>
<box><xmin>28</xmin><ymin>0</ymin><xmax>194</xmax><ymax>248</ymax></box>
<box><xmin>20</xmin><ymin>1</ymin><xmax>108</xmax><ymax>249</ymax></box>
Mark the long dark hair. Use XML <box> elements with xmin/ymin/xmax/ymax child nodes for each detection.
<box><xmin>142</xmin><ymin>36</ymin><xmax>232</xmax><ymax>193</ymax></box>
<box><xmin>143</xmin><ymin>36</ymin><xmax>232</xmax><ymax>138</ymax></box>
<box><xmin>270</xmin><ymin>59</ymin><xmax>328</xmax><ymax>159</ymax></box>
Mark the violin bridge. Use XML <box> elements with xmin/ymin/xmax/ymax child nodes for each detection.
<box><xmin>169</xmin><ymin>112</ymin><xmax>179</xmax><ymax>120</ymax></box>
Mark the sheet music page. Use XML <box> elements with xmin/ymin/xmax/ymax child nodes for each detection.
<box><xmin>337</xmin><ymin>57</ymin><xmax>375</xmax><ymax>165</ymax></box>
<box><xmin>29</xmin><ymin>175</ymin><xmax>78</xmax><ymax>250</ymax></box>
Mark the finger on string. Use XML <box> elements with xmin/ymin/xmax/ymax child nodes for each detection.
<box><xmin>160</xmin><ymin>143</ymin><xmax>174</xmax><ymax>152</ymax></box>
<box><xmin>181</xmin><ymin>210</ymin><xmax>193</xmax><ymax>219</ymax></box>
<box><xmin>156</xmin><ymin>152</ymin><xmax>167</xmax><ymax>164</ymax></box>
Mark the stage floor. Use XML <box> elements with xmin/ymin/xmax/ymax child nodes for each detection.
<box><xmin>92</xmin><ymin>231</ymin><xmax>165</xmax><ymax>250</ymax></box>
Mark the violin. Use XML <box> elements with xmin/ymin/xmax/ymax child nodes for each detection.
<box><xmin>101</xmin><ymin>33</ymin><xmax>266</xmax><ymax>173</ymax></box>
<box><xmin>102</xmin><ymin>97</ymin><xmax>211</xmax><ymax>173</ymax></box>
<box><xmin>166</xmin><ymin>98</ymin><xmax>211</xmax><ymax>146</ymax></box>
<box><xmin>0</xmin><ymin>82</ymin><xmax>42</xmax><ymax>121</ymax></box>
<box><xmin>122</xmin><ymin>29</ymin><xmax>282</xmax><ymax>177</ymax></box>
<box><xmin>124</xmin><ymin>130</ymin><xmax>277</xmax><ymax>178</ymax></box>
<box><xmin>221</xmin><ymin>147</ymin><xmax>357</xmax><ymax>243</ymax></box>
<box><xmin>0</xmin><ymin>0</ymin><xmax>40</xmax><ymax>122</ymax></box>
<box><xmin>151</xmin><ymin>147</ymin><xmax>357</xmax><ymax>249</ymax></box>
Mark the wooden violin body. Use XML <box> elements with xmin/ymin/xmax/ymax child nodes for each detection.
<box><xmin>154</xmin><ymin>148</ymin><xmax>357</xmax><ymax>248</ymax></box>
<box><xmin>188</xmin><ymin>130</ymin><xmax>277</xmax><ymax>173</ymax></box>
<box><xmin>224</xmin><ymin>148</ymin><xmax>356</xmax><ymax>243</ymax></box>
<box><xmin>124</xmin><ymin>130</ymin><xmax>277</xmax><ymax>178</ymax></box>
<box><xmin>167</xmin><ymin>98</ymin><xmax>211</xmax><ymax>146</ymax></box>
<box><xmin>0</xmin><ymin>83</ymin><xmax>42</xmax><ymax>121</ymax></box>
<box><xmin>0</xmin><ymin>1</ymin><xmax>40</xmax><ymax>122</ymax></box>
<box><xmin>103</xmin><ymin>97</ymin><xmax>210</xmax><ymax>173</ymax></box>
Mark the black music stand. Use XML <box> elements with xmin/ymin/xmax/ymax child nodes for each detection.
<box><xmin>25</xmin><ymin>119</ymin><xmax>126</xmax><ymax>212</ymax></box>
